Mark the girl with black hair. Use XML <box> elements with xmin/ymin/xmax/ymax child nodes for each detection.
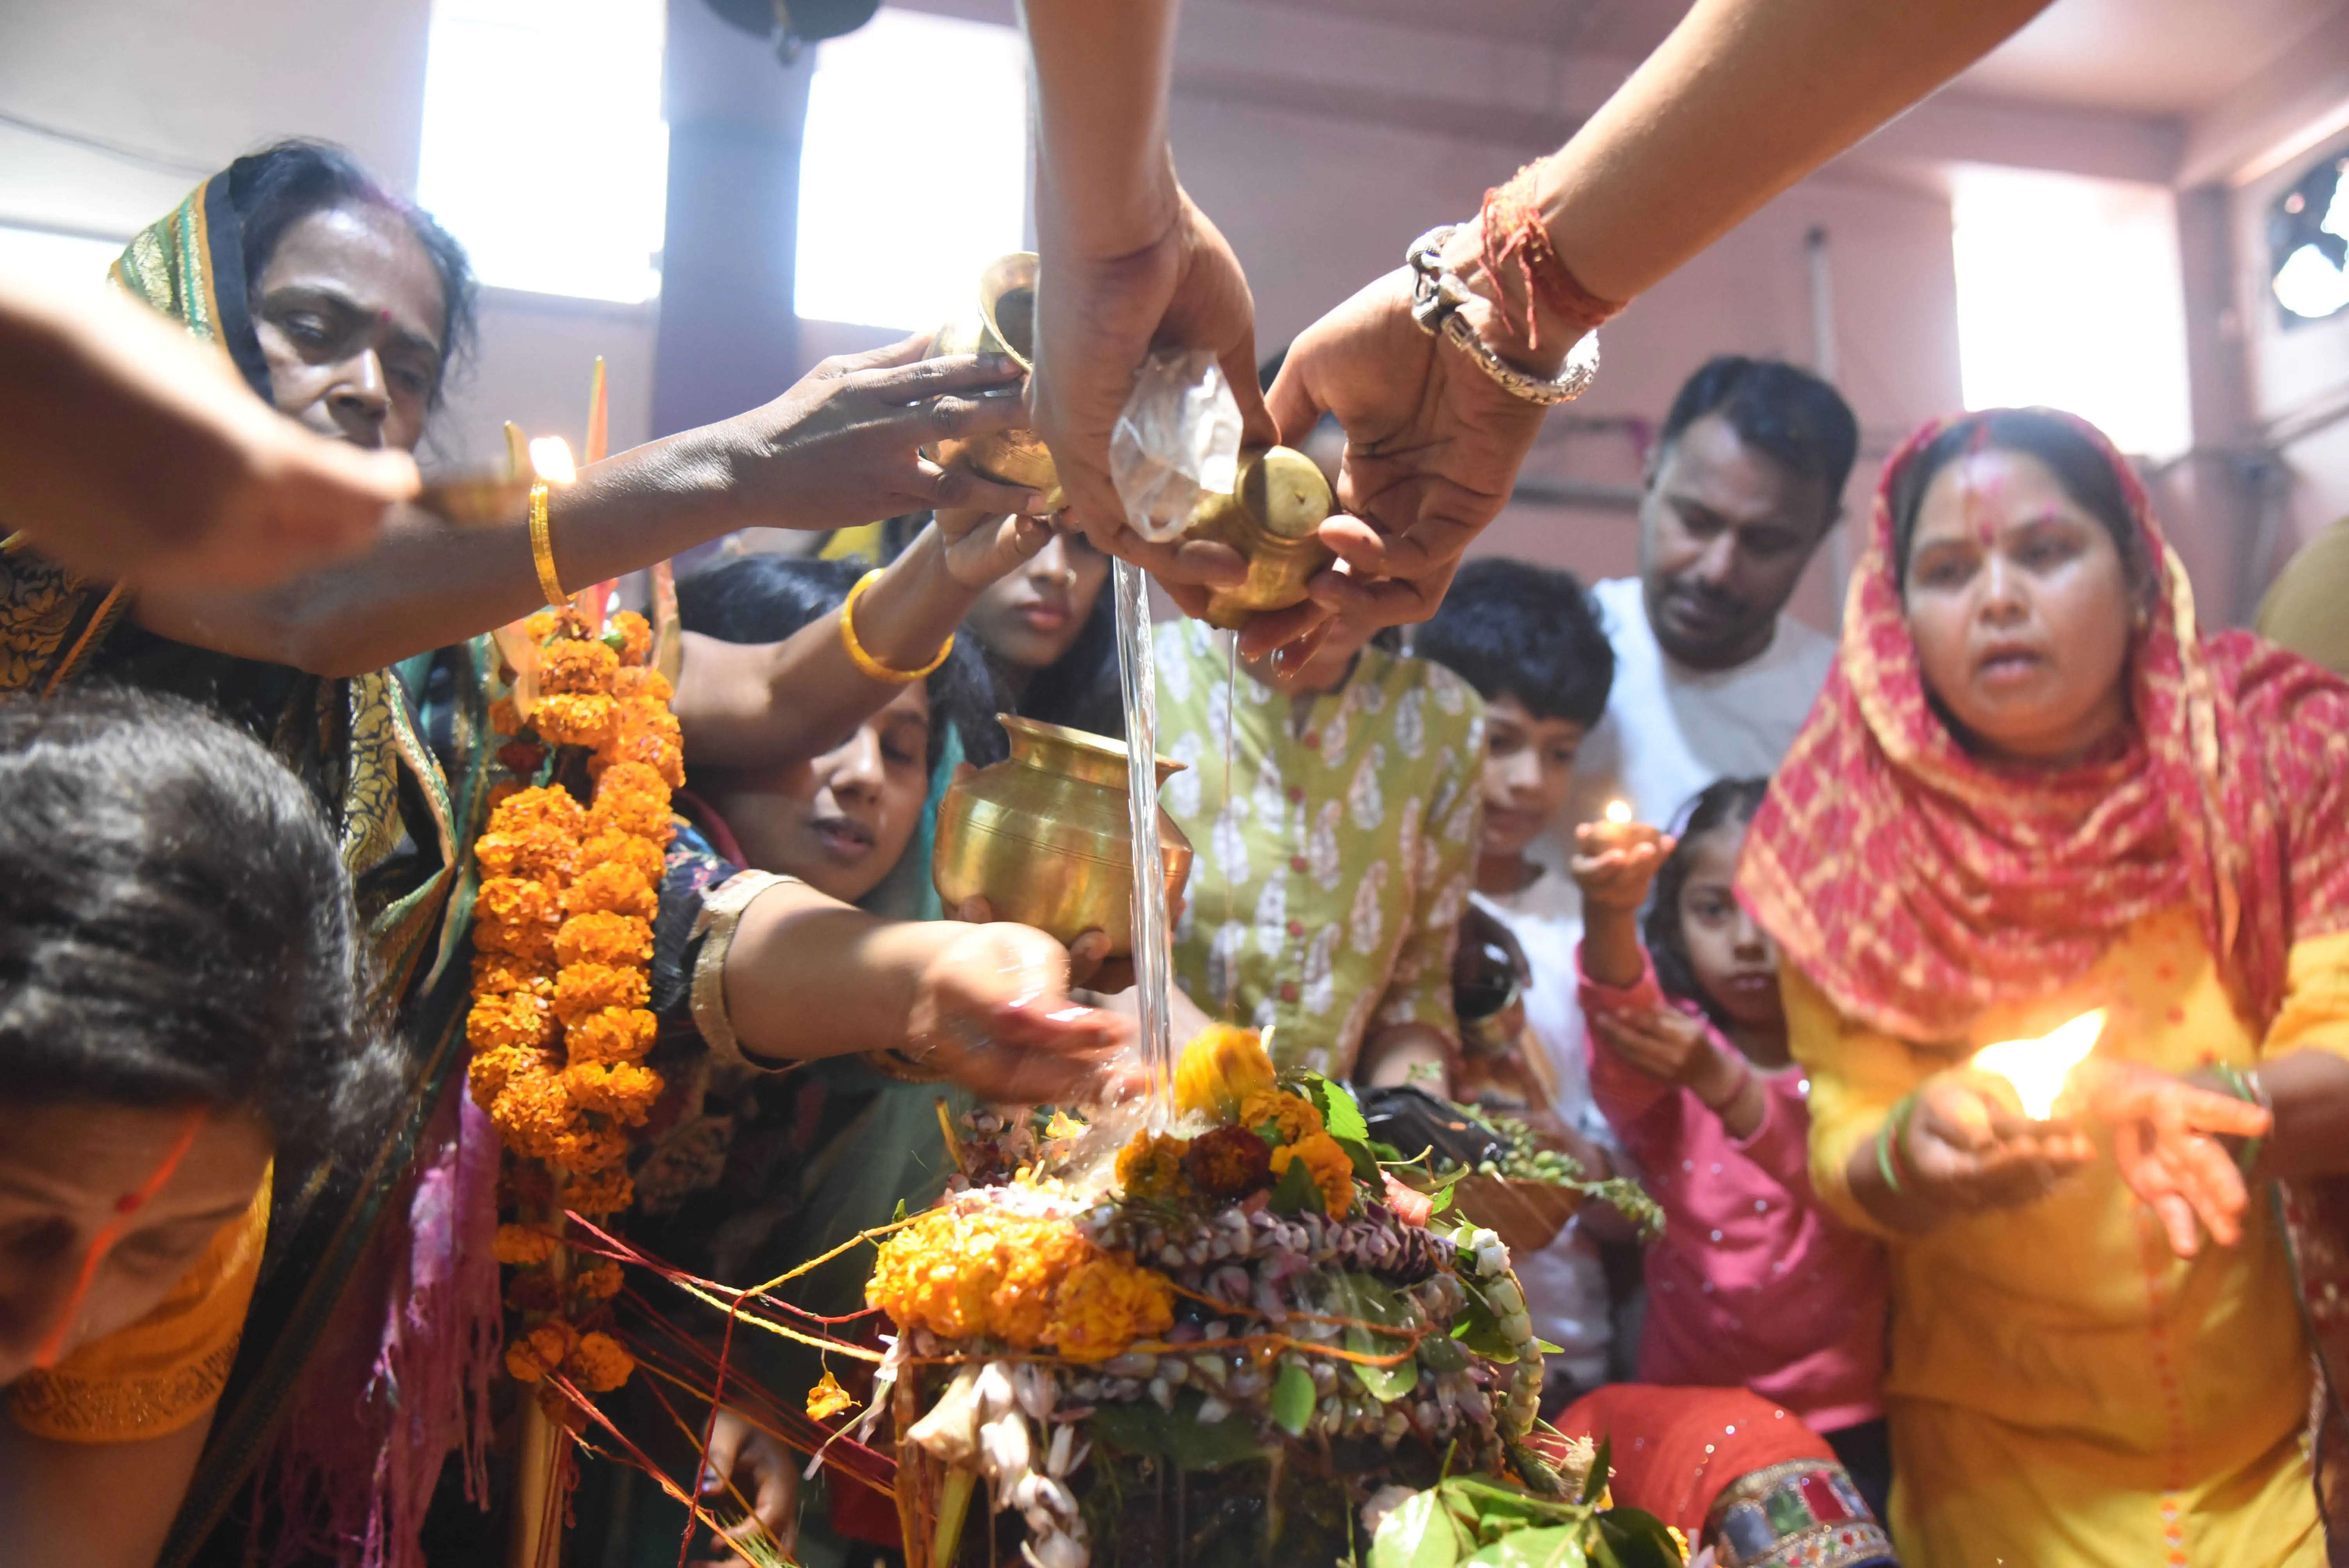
<box><xmin>1570</xmin><ymin>778</ymin><xmax>1891</xmax><ymax>1520</ymax></box>
<box><xmin>0</xmin><ymin>690</ymin><xmax>390</xmax><ymax>1568</ymax></box>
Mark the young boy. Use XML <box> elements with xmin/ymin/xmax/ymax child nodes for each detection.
<box><xmin>1415</xmin><ymin>556</ymin><xmax>1622</xmax><ymax>1403</ymax></box>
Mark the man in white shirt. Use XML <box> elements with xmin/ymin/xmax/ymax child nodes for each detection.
<box><xmin>1557</xmin><ymin>356</ymin><xmax>1856</xmax><ymax>837</ymax></box>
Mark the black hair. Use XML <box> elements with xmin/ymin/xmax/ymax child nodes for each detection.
<box><xmin>1007</xmin><ymin>582</ymin><xmax>1123</xmax><ymax>741</ymax></box>
<box><xmin>1656</xmin><ymin>356</ymin><xmax>1859</xmax><ymax>524</ymax></box>
<box><xmin>0</xmin><ymin>690</ymin><xmax>394</xmax><ymax>1167</ymax></box>
<box><xmin>1643</xmin><ymin>776</ymin><xmax>1772</xmax><ymax>1028</ymax></box>
<box><xmin>1413</xmin><ymin>557</ymin><xmax>1614</xmax><ymax>728</ymax></box>
<box><xmin>225</xmin><ymin>139</ymin><xmax>480</xmax><ymax>406</ymax></box>
<box><xmin>1887</xmin><ymin>409</ymin><xmax>2151</xmax><ymax>596</ymax></box>
<box><xmin>675</xmin><ymin>553</ymin><xmax>999</xmax><ymax>767</ymax></box>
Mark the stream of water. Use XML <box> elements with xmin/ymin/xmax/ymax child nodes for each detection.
<box><xmin>1112</xmin><ymin>559</ymin><xmax>1176</xmax><ymax>1126</ymax></box>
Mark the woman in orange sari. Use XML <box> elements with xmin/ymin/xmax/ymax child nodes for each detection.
<box><xmin>1741</xmin><ymin>408</ymin><xmax>2349</xmax><ymax>1565</ymax></box>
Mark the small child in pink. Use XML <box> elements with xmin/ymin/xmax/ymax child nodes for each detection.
<box><xmin>1570</xmin><ymin>777</ymin><xmax>1891</xmax><ymax>1520</ymax></box>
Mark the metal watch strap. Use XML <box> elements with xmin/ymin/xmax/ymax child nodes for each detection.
<box><xmin>1407</xmin><ymin>225</ymin><xmax>1600</xmax><ymax>406</ymax></box>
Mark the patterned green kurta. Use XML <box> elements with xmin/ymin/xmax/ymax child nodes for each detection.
<box><xmin>1153</xmin><ymin>620</ymin><xmax>1484</xmax><ymax>1078</ymax></box>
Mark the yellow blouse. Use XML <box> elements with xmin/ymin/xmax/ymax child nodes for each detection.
<box><xmin>1792</xmin><ymin>911</ymin><xmax>2349</xmax><ymax>1568</ymax></box>
<box><xmin>7</xmin><ymin>1173</ymin><xmax>271</xmax><ymax>1445</ymax></box>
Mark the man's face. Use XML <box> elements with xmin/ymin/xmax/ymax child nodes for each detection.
<box><xmin>1638</xmin><ymin>412</ymin><xmax>1836</xmax><ymax>671</ymax></box>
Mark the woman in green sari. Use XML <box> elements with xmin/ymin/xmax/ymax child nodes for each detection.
<box><xmin>0</xmin><ymin>141</ymin><xmax>1132</xmax><ymax>1568</ymax></box>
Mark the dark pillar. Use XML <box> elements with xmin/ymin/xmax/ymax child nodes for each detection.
<box><xmin>652</xmin><ymin>0</ymin><xmax>812</xmax><ymax>437</ymax></box>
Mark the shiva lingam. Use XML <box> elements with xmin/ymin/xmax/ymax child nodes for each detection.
<box><xmin>932</xmin><ymin>715</ymin><xmax>1192</xmax><ymax>958</ymax></box>
<box><xmin>925</xmin><ymin>253</ymin><xmax>1338</xmax><ymax>629</ymax></box>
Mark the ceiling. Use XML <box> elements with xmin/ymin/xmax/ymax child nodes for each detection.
<box><xmin>1242</xmin><ymin>0</ymin><xmax>2347</xmax><ymax>120</ymax></box>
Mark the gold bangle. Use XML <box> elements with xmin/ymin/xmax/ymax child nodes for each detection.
<box><xmin>528</xmin><ymin>482</ymin><xmax>567</xmax><ymax>606</ymax></box>
<box><xmin>839</xmin><ymin>568</ymin><xmax>953</xmax><ymax>684</ymax></box>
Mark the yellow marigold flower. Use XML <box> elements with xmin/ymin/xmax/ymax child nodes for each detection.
<box><xmin>1270</xmin><ymin>1130</ymin><xmax>1355</xmax><ymax>1218</ymax></box>
<box><xmin>555</xmin><ymin>911</ymin><xmax>654</xmax><ymax>968</ymax></box>
<box><xmin>494</xmin><ymin>1224</ymin><xmax>561</xmax><ymax>1267</ymax></box>
<box><xmin>541</xmin><ymin>638</ymin><xmax>620</xmax><ymax>695</ymax></box>
<box><xmin>477</xmin><ymin>823</ymin><xmax>578</xmax><ymax>884</ymax></box>
<box><xmin>474</xmin><ymin>918</ymin><xmax>558</xmax><ymax>966</ymax></box>
<box><xmin>1240</xmin><ymin>1089</ymin><xmax>1324</xmax><ymax>1147</ymax></box>
<box><xmin>477</xmin><ymin>875</ymin><xmax>561</xmax><ymax>932</ymax></box>
<box><xmin>1115</xmin><ymin>1131</ymin><xmax>1194</xmax><ymax>1203</ymax></box>
<box><xmin>504</xmin><ymin>1320</ymin><xmax>577</xmax><ymax>1384</ymax></box>
<box><xmin>552</xmin><ymin>1122</ymin><xmax>631</xmax><ymax>1174</ymax></box>
<box><xmin>533</xmin><ymin>692</ymin><xmax>617</xmax><ymax>748</ymax></box>
<box><xmin>491</xmin><ymin>1064</ymin><xmax>577</xmax><ymax>1160</ymax></box>
<box><xmin>614</xmin><ymin>666</ymin><xmax>674</xmax><ymax>703</ymax></box>
<box><xmin>524</xmin><ymin>608</ymin><xmax>579</xmax><ymax>644</ymax></box>
<box><xmin>566</xmin><ymin>1166</ymin><xmax>634</xmax><ymax>1215</ymax></box>
<box><xmin>1049</xmin><ymin>1253</ymin><xmax>1175</xmax><ymax>1363</ymax></box>
<box><xmin>608</xmin><ymin>611</ymin><xmax>653</xmax><ymax>666</ymax></box>
<box><xmin>553</xmin><ymin>962</ymin><xmax>650</xmax><ymax>1025</ymax></box>
<box><xmin>592</xmin><ymin>729</ymin><xmax>685</xmax><ymax>790</ymax></box>
<box><xmin>567</xmin><ymin>1006</ymin><xmax>656</xmax><ymax>1066</ymax></box>
<box><xmin>488</xmin><ymin>696</ymin><xmax>524</xmax><ymax>736</ymax></box>
<box><xmin>467</xmin><ymin>990</ymin><xmax>555</xmax><ymax>1055</ymax></box>
<box><xmin>580</xmin><ymin>830</ymin><xmax>665</xmax><ymax>885</ymax></box>
<box><xmin>588</xmin><ymin>762</ymin><xmax>673</xmax><ymax>839</ymax></box>
<box><xmin>492</xmin><ymin>784</ymin><xmax>588</xmax><ymax>837</ymax></box>
<box><xmin>1174</xmin><ymin>1024</ymin><xmax>1279</xmax><ymax>1121</ymax></box>
<box><xmin>569</xmin><ymin>1331</ymin><xmax>635</xmax><ymax>1393</ymax></box>
<box><xmin>573</xmin><ymin>1261</ymin><xmax>624</xmax><ymax>1301</ymax></box>
<box><xmin>806</xmin><ymin>1369</ymin><xmax>857</xmax><ymax>1421</ymax></box>
<box><xmin>562</xmin><ymin>1061</ymin><xmax>662</xmax><ymax>1124</ymax></box>
<box><xmin>565</xmin><ymin>861</ymin><xmax>657</xmax><ymax>920</ymax></box>
<box><xmin>470</xmin><ymin>952</ymin><xmax>552</xmax><ymax>999</ymax></box>
<box><xmin>469</xmin><ymin>1043</ymin><xmax>539</xmax><ymax>1108</ymax></box>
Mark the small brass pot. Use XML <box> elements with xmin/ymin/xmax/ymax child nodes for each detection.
<box><xmin>925</xmin><ymin>252</ymin><xmax>1063</xmax><ymax>512</ymax></box>
<box><xmin>1185</xmin><ymin>445</ymin><xmax>1337</xmax><ymax>629</ymax></box>
<box><xmin>933</xmin><ymin>715</ymin><xmax>1192</xmax><ymax>957</ymax></box>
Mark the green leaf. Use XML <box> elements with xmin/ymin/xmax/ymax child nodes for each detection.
<box><xmin>1591</xmin><ymin>1509</ymin><xmax>1682</xmax><ymax>1568</ymax></box>
<box><xmin>1451</xmin><ymin>1289</ymin><xmax>1517</xmax><ymax>1363</ymax></box>
<box><xmin>1089</xmin><ymin>1394</ymin><xmax>1269</xmax><ymax>1472</ymax></box>
<box><xmin>1579</xmin><ymin>1439</ymin><xmax>1611</xmax><ymax>1507</ymax></box>
<box><xmin>1429</xmin><ymin>1183</ymin><xmax>1455</xmax><ymax>1215</ymax></box>
<box><xmin>1269</xmin><ymin>1155</ymin><xmax>1325</xmax><ymax>1217</ymax></box>
<box><xmin>1338</xmin><ymin>1134</ymin><xmax>1387</xmax><ymax>1185</ymax></box>
<box><xmin>1321</xmin><ymin>1274</ymin><xmax>1419</xmax><ymax>1403</ymax></box>
<box><xmin>1369</xmin><ymin>1489</ymin><xmax>1467</xmax><ymax>1568</ymax></box>
<box><xmin>1312</xmin><ymin>1077</ymin><xmax>1370</xmax><ymax>1142</ymax></box>
<box><xmin>1460</xmin><ymin>1525</ymin><xmax>1586</xmax><ymax>1567</ymax></box>
<box><xmin>1533</xmin><ymin>1340</ymin><xmax>1565</xmax><ymax>1356</ymax></box>
<box><xmin>1270</xmin><ymin>1360</ymin><xmax>1315</xmax><ymax>1436</ymax></box>
<box><xmin>891</xmin><ymin>1198</ymin><xmax>908</xmax><ymax>1222</ymax></box>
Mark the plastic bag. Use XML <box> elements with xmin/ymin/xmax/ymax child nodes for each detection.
<box><xmin>1108</xmin><ymin>349</ymin><xmax>1242</xmax><ymax>543</ymax></box>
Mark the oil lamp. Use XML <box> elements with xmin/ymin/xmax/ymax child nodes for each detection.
<box><xmin>1971</xmin><ymin>1009</ymin><xmax>2106</xmax><ymax>1119</ymax></box>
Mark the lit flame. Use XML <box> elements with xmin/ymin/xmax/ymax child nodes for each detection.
<box><xmin>1603</xmin><ymin>799</ymin><xmax>1632</xmax><ymax>825</ymax></box>
<box><xmin>1971</xmin><ymin>1009</ymin><xmax>2106</xmax><ymax>1119</ymax></box>
<box><xmin>528</xmin><ymin>436</ymin><xmax>577</xmax><ymax>485</ymax></box>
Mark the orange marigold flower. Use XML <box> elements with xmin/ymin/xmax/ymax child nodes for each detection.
<box><xmin>541</xmin><ymin>638</ymin><xmax>620</xmax><ymax>695</ymax></box>
<box><xmin>470</xmin><ymin>952</ymin><xmax>552</xmax><ymax>999</ymax></box>
<box><xmin>486</xmin><ymin>780</ymin><xmax>524</xmax><ymax>813</ymax></box>
<box><xmin>1270</xmin><ymin>1130</ymin><xmax>1356</xmax><ymax>1218</ymax></box>
<box><xmin>1241</xmin><ymin>1089</ymin><xmax>1324</xmax><ymax>1147</ymax></box>
<box><xmin>504</xmin><ymin>1320</ymin><xmax>577</xmax><ymax>1384</ymax></box>
<box><xmin>1184</xmin><ymin>1125</ymin><xmax>1273</xmax><ymax>1200</ymax></box>
<box><xmin>564</xmin><ymin>861</ymin><xmax>657</xmax><ymax>920</ymax></box>
<box><xmin>1115</xmin><ymin>1132</ymin><xmax>1194</xmax><ymax>1204</ymax></box>
<box><xmin>613</xmin><ymin>666</ymin><xmax>674</xmax><ymax>703</ymax></box>
<box><xmin>477</xmin><ymin>824</ymin><xmax>578</xmax><ymax>884</ymax></box>
<box><xmin>532</xmin><ymin>692</ymin><xmax>617</xmax><ymax>748</ymax></box>
<box><xmin>806</xmin><ymin>1369</ymin><xmax>857</xmax><ymax>1421</ymax></box>
<box><xmin>566</xmin><ymin>1006</ymin><xmax>656</xmax><ymax>1066</ymax></box>
<box><xmin>476</xmin><ymin>875</ymin><xmax>561</xmax><ymax>932</ymax></box>
<box><xmin>565</xmin><ymin>1166</ymin><xmax>634</xmax><ymax>1214</ymax></box>
<box><xmin>562</xmin><ymin>1061</ymin><xmax>662</xmax><ymax>1124</ymax></box>
<box><xmin>1048</xmin><ymin>1253</ymin><xmax>1174</xmax><ymax>1363</ymax></box>
<box><xmin>608</xmin><ymin>611</ymin><xmax>652</xmax><ymax>666</ymax></box>
<box><xmin>866</xmin><ymin>1208</ymin><xmax>1099</xmax><ymax>1348</ymax></box>
<box><xmin>488</xmin><ymin>696</ymin><xmax>524</xmax><ymax>736</ymax></box>
<box><xmin>555</xmin><ymin>911</ymin><xmax>654</xmax><ymax>968</ymax></box>
<box><xmin>553</xmin><ymin>962</ymin><xmax>650</xmax><ymax>1025</ymax></box>
<box><xmin>580</xmin><ymin>830</ymin><xmax>665</xmax><ymax>885</ymax></box>
<box><xmin>467</xmin><ymin>990</ymin><xmax>555</xmax><ymax>1053</ymax></box>
<box><xmin>474</xmin><ymin>918</ymin><xmax>558</xmax><ymax>966</ymax></box>
<box><xmin>494</xmin><ymin>1224</ymin><xmax>562</xmax><ymax>1266</ymax></box>
<box><xmin>1174</xmin><ymin>1025</ymin><xmax>1278</xmax><ymax>1121</ymax></box>
<box><xmin>552</xmin><ymin>1122</ymin><xmax>631</xmax><ymax>1174</ymax></box>
<box><xmin>468</xmin><ymin>1043</ymin><xmax>553</xmax><ymax>1109</ymax></box>
<box><xmin>573</xmin><ymin>1261</ymin><xmax>625</xmax><ymax>1301</ymax></box>
<box><xmin>569</xmin><ymin>1331</ymin><xmax>635</xmax><ymax>1393</ymax></box>
<box><xmin>588</xmin><ymin>763</ymin><xmax>673</xmax><ymax>839</ymax></box>
<box><xmin>491</xmin><ymin>784</ymin><xmax>588</xmax><ymax>837</ymax></box>
<box><xmin>492</xmin><ymin>1068</ymin><xmax>577</xmax><ymax>1160</ymax></box>
<box><xmin>591</xmin><ymin>729</ymin><xmax>685</xmax><ymax>790</ymax></box>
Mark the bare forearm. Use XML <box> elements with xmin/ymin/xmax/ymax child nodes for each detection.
<box><xmin>1021</xmin><ymin>0</ymin><xmax>1182</xmax><ymax>255</ymax></box>
<box><xmin>1357</xmin><ymin>1022</ymin><xmax>1451</xmax><ymax>1090</ymax></box>
<box><xmin>722</xmin><ymin>880</ymin><xmax>951</xmax><ymax>1062</ymax></box>
<box><xmin>1538</xmin><ymin>0</ymin><xmax>2049</xmax><ymax>301</ymax></box>
<box><xmin>2236</xmin><ymin>1051</ymin><xmax>2349</xmax><ymax>1180</ymax></box>
<box><xmin>1579</xmin><ymin>905</ymin><xmax>1645</xmax><ymax>990</ymax></box>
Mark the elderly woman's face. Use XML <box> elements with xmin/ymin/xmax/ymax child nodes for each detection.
<box><xmin>1903</xmin><ymin>448</ymin><xmax>2135</xmax><ymax>763</ymax></box>
<box><xmin>251</xmin><ymin>203</ymin><xmax>447</xmax><ymax>453</ymax></box>
<box><xmin>0</xmin><ymin>1104</ymin><xmax>271</xmax><ymax>1386</ymax></box>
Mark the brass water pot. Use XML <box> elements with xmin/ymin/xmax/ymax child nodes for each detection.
<box><xmin>925</xmin><ymin>253</ymin><xmax>1063</xmax><ymax>512</ymax></box>
<box><xmin>932</xmin><ymin>715</ymin><xmax>1192</xmax><ymax>957</ymax></box>
<box><xmin>1187</xmin><ymin>445</ymin><xmax>1336</xmax><ymax>630</ymax></box>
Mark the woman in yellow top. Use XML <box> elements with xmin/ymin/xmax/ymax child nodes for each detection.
<box><xmin>1738</xmin><ymin>408</ymin><xmax>2349</xmax><ymax>1566</ymax></box>
<box><xmin>0</xmin><ymin>688</ymin><xmax>396</xmax><ymax>1568</ymax></box>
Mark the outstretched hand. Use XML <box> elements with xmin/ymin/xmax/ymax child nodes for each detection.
<box><xmin>692</xmin><ymin>1406</ymin><xmax>798</xmax><ymax>1568</ymax></box>
<box><xmin>934</xmin><ymin>508</ymin><xmax>1053</xmax><ymax>590</ymax></box>
<box><xmin>2075</xmin><ymin>1060</ymin><xmax>2271</xmax><ymax>1258</ymax></box>
<box><xmin>1031</xmin><ymin>187</ymin><xmax>1273</xmax><ymax>615</ymax></box>
<box><xmin>908</xmin><ymin>920</ymin><xmax>1142</xmax><ymax>1104</ymax></box>
<box><xmin>1570</xmin><ymin>821</ymin><xmax>1675</xmax><ymax>912</ymax></box>
<box><xmin>1893</xmin><ymin>1076</ymin><xmax>2096</xmax><ymax>1217</ymax></box>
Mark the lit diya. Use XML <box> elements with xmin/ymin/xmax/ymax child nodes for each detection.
<box><xmin>1970</xmin><ymin>1008</ymin><xmax>2107</xmax><ymax>1119</ymax></box>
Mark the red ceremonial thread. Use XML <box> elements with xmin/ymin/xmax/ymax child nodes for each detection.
<box><xmin>1477</xmin><ymin>162</ymin><xmax>1625</xmax><ymax>351</ymax></box>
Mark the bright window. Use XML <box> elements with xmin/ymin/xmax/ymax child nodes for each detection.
<box><xmin>0</xmin><ymin>226</ymin><xmax>128</xmax><ymax>294</ymax></box>
<box><xmin>793</xmin><ymin>8</ymin><xmax>1028</xmax><ymax>331</ymax></box>
<box><xmin>416</xmin><ymin>0</ymin><xmax>669</xmax><ymax>304</ymax></box>
<box><xmin>1951</xmin><ymin>166</ymin><xmax>2193</xmax><ymax>459</ymax></box>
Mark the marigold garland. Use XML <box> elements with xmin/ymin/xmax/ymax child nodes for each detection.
<box><xmin>469</xmin><ymin>607</ymin><xmax>673</xmax><ymax>1403</ymax></box>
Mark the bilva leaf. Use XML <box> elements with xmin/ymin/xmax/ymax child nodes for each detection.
<box><xmin>1270</xmin><ymin>1359</ymin><xmax>1316</xmax><ymax>1436</ymax></box>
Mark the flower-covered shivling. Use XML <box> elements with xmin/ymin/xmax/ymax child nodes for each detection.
<box><xmin>468</xmin><ymin>606</ymin><xmax>683</xmax><ymax>1404</ymax></box>
<box><xmin>863</xmin><ymin>1026</ymin><xmax>1681</xmax><ymax>1568</ymax></box>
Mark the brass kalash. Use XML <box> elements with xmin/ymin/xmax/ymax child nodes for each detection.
<box><xmin>927</xmin><ymin>253</ymin><xmax>1334</xmax><ymax>935</ymax></box>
